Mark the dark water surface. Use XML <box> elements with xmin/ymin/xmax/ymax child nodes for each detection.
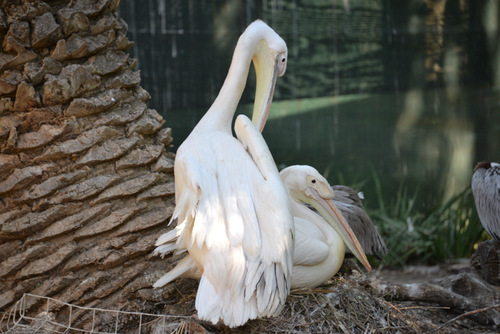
<box><xmin>119</xmin><ymin>1</ymin><xmax>500</xmax><ymax>210</ymax></box>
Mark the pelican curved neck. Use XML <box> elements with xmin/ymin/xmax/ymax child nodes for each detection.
<box><xmin>198</xmin><ymin>34</ymin><xmax>256</xmax><ymax>132</ymax></box>
<box><xmin>290</xmin><ymin>199</ymin><xmax>340</xmax><ymax>244</ymax></box>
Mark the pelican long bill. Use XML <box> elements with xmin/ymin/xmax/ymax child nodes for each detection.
<box><xmin>290</xmin><ymin>188</ymin><xmax>372</xmax><ymax>272</ymax></box>
<box><xmin>251</xmin><ymin>40</ymin><xmax>287</xmax><ymax>132</ymax></box>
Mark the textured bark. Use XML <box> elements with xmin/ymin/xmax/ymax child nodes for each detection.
<box><xmin>471</xmin><ymin>239</ymin><xmax>500</xmax><ymax>286</ymax></box>
<box><xmin>362</xmin><ymin>269</ymin><xmax>500</xmax><ymax>326</ymax></box>
<box><xmin>0</xmin><ymin>0</ymin><xmax>175</xmax><ymax>318</ymax></box>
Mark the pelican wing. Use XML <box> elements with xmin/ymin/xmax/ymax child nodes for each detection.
<box><xmin>491</xmin><ymin>173</ymin><xmax>500</xmax><ymax>240</ymax></box>
<box><xmin>332</xmin><ymin>185</ymin><xmax>387</xmax><ymax>258</ymax></box>
<box><xmin>234</xmin><ymin>115</ymin><xmax>294</xmax><ymax>314</ymax></box>
<box><xmin>234</xmin><ymin>115</ymin><xmax>293</xmax><ymax>263</ymax></box>
<box><xmin>472</xmin><ymin>167</ymin><xmax>500</xmax><ymax>241</ymax></box>
<box><xmin>154</xmin><ymin>254</ymin><xmax>200</xmax><ymax>288</ymax></box>
<box><xmin>293</xmin><ymin>217</ymin><xmax>329</xmax><ymax>266</ymax></box>
<box><xmin>171</xmin><ymin>117</ymin><xmax>293</xmax><ymax>325</ymax></box>
<box><xmin>332</xmin><ymin>185</ymin><xmax>363</xmax><ymax>206</ymax></box>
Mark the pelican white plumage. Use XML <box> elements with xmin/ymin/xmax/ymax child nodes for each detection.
<box><xmin>155</xmin><ymin>165</ymin><xmax>373</xmax><ymax>292</ymax></box>
<box><xmin>472</xmin><ymin>161</ymin><xmax>500</xmax><ymax>241</ymax></box>
<box><xmin>154</xmin><ymin>20</ymin><xmax>293</xmax><ymax>328</ymax></box>
<box><xmin>280</xmin><ymin>165</ymin><xmax>372</xmax><ymax>288</ymax></box>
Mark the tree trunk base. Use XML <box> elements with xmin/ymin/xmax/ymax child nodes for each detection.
<box><xmin>471</xmin><ymin>239</ymin><xmax>500</xmax><ymax>286</ymax></box>
<box><xmin>361</xmin><ymin>267</ymin><xmax>500</xmax><ymax>327</ymax></box>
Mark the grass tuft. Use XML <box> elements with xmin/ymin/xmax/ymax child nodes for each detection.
<box><xmin>367</xmin><ymin>172</ymin><xmax>488</xmax><ymax>268</ymax></box>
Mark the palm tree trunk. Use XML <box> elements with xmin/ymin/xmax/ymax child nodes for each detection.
<box><xmin>0</xmin><ymin>0</ymin><xmax>175</xmax><ymax>319</ymax></box>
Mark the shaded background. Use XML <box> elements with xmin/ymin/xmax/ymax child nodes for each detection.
<box><xmin>118</xmin><ymin>0</ymin><xmax>500</xmax><ymax>212</ymax></box>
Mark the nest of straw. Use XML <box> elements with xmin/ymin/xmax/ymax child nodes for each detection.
<box><xmin>166</xmin><ymin>274</ymin><xmax>497</xmax><ymax>334</ymax></box>
<box><xmin>3</xmin><ymin>273</ymin><xmax>497</xmax><ymax>334</ymax></box>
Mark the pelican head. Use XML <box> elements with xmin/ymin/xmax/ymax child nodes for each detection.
<box><xmin>280</xmin><ymin>165</ymin><xmax>372</xmax><ymax>272</ymax></box>
<box><xmin>474</xmin><ymin>161</ymin><xmax>500</xmax><ymax>173</ymax></box>
<box><xmin>244</xmin><ymin>20</ymin><xmax>287</xmax><ymax>132</ymax></box>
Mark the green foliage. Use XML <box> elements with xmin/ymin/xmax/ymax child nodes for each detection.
<box><xmin>368</xmin><ymin>171</ymin><xmax>488</xmax><ymax>268</ymax></box>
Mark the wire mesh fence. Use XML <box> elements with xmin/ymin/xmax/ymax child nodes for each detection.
<box><xmin>0</xmin><ymin>293</ymin><xmax>191</xmax><ymax>334</ymax></box>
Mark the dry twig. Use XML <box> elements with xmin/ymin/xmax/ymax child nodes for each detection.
<box><xmin>431</xmin><ymin>304</ymin><xmax>500</xmax><ymax>333</ymax></box>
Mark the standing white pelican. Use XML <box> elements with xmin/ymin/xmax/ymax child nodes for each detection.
<box><xmin>331</xmin><ymin>185</ymin><xmax>387</xmax><ymax>259</ymax></box>
<box><xmin>155</xmin><ymin>165</ymin><xmax>373</xmax><ymax>291</ymax></box>
<box><xmin>280</xmin><ymin>165</ymin><xmax>372</xmax><ymax>288</ymax></box>
<box><xmin>472</xmin><ymin>161</ymin><xmax>500</xmax><ymax>241</ymax></box>
<box><xmin>154</xmin><ymin>20</ymin><xmax>293</xmax><ymax>328</ymax></box>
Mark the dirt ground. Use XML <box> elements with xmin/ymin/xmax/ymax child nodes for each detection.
<box><xmin>158</xmin><ymin>261</ymin><xmax>499</xmax><ymax>333</ymax></box>
<box><xmin>137</xmin><ymin>261</ymin><xmax>499</xmax><ymax>334</ymax></box>
<box><xmin>2</xmin><ymin>260</ymin><xmax>499</xmax><ymax>334</ymax></box>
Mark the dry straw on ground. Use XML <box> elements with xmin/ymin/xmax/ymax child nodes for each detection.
<box><xmin>2</xmin><ymin>274</ymin><xmax>498</xmax><ymax>334</ymax></box>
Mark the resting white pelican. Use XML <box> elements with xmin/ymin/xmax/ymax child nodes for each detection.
<box><xmin>280</xmin><ymin>165</ymin><xmax>372</xmax><ymax>288</ymax></box>
<box><xmin>472</xmin><ymin>161</ymin><xmax>500</xmax><ymax>241</ymax></box>
<box><xmin>331</xmin><ymin>185</ymin><xmax>387</xmax><ymax>259</ymax></box>
<box><xmin>154</xmin><ymin>20</ymin><xmax>293</xmax><ymax>328</ymax></box>
<box><xmin>155</xmin><ymin>165</ymin><xmax>373</xmax><ymax>291</ymax></box>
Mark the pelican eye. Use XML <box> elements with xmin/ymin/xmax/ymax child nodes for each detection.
<box><xmin>281</xmin><ymin>57</ymin><xmax>286</xmax><ymax>63</ymax></box>
<box><xmin>311</xmin><ymin>179</ymin><xmax>316</xmax><ymax>184</ymax></box>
